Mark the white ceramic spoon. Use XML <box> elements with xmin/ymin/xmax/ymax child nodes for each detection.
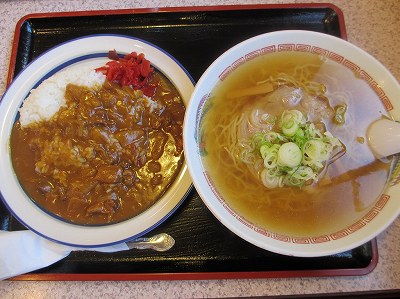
<box><xmin>367</xmin><ymin>118</ymin><xmax>400</xmax><ymax>158</ymax></box>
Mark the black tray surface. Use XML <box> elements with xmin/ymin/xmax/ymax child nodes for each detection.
<box><xmin>1</xmin><ymin>5</ymin><xmax>376</xmax><ymax>280</ymax></box>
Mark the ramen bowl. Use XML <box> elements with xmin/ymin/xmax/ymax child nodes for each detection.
<box><xmin>0</xmin><ymin>35</ymin><xmax>194</xmax><ymax>247</ymax></box>
<box><xmin>183</xmin><ymin>30</ymin><xmax>400</xmax><ymax>257</ymax></box>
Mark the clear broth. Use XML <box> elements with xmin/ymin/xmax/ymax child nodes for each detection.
<box><xmin>201</xmin><ymin>51</ymin><xmax>392</xmax><ymax>236</ymax></box>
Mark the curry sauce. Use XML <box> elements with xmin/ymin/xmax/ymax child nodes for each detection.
<box><xmin>11</xmin><ymin>72</ymin><xmax>185</xmax><ymax>225</ymax></box>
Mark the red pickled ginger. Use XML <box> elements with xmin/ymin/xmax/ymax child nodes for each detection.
<box><xmin>96</xmin><ymin>50</ymin><xmax>156</xmax><ymax>97</ymax></box>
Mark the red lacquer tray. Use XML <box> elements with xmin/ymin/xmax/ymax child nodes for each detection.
<box><xmin>1</xmin><ymin>3</ymin><xmax>379</xmax><ymax>281</ymax></box>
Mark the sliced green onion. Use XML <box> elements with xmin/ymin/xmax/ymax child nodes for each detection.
<box><xmin>284</xmin><ymin>166</ymin><xmax>317</xmax><ymax>186</ymax></box>
<box><xmin>277</xmin><ymin>142</ymin><xmax>302</xmax><ymax>168</ymax></box>
<box><xmin>240</xmin><ymin>109</ymin><xmax>343</xmax><ymax>189</ymax></box>
<box><xmin>261</xmin><ymin>169</ymin><xmax>284</xmax><ymax>189</ymax></box>
<box><xmin>280</xmin><ymin>110</ymin><xmax>306</xmax><ymax>137</ymax></box>
<box><xmin>303</xmin><ymin>139</ymin><xmax>330</xmax><ymax>170</ymax></box>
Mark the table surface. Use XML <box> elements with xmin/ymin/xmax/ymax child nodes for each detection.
<box><xmin>0</xmin><ymin>0</ymin><xmax>399</xmax><ymax>298</ymax></box>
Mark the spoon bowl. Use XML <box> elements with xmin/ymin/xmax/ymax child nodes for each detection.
<box><xmin>126</xmin><ymin>233</ymin><xmax>175</xmax><ymax>252</ymax></box>
<box><xmin>367</xmin><ymin>118</ymin><xmax>400</xmax><ymax>158</ymax></box>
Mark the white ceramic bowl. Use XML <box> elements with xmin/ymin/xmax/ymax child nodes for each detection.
<box><xmin>0</xmin><ymin>35</ymin><xmax>194</xmax><ymax>247</ymax></box>
<box><xmin>183</xmin><ymin>30</ymin><xmax>400</xmax><ymax>257</ymax></box>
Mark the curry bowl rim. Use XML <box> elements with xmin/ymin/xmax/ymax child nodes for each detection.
<box><xmin>0</xmin><ymin>34</ymin><xmax>194</xmax><ymax>247</ymax></box>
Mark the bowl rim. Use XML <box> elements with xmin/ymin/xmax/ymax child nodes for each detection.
<box><xmin>0</xmin><ymin>34</ymin><xmax>194</xmax><ymax>247</ymax></box>
<box><xmin>183</xmin><ymin>29</ymin><xmax>400</xmax><ymax>257</ymax></box>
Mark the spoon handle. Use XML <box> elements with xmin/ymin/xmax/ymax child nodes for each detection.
<box><xmin>125</xmin><ymin>233</ymin><xmax>175</xmax><ymax>252</ymax></box>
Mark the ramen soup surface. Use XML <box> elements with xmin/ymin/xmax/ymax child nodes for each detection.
<box><xmin>200</xmin><ymin>51</ymin><xmax>393</xmax><ymax>237</ymax></box>
<box><xmin>11</xmin><ymin>71</ymin><xmax>185</xmax><ymax>225</ymax></box>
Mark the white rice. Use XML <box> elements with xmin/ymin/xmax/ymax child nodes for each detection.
<box><xmin>19</xmin><ymin>67</ymin><xmax>106</xmax><ymax>127</ymax></box>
